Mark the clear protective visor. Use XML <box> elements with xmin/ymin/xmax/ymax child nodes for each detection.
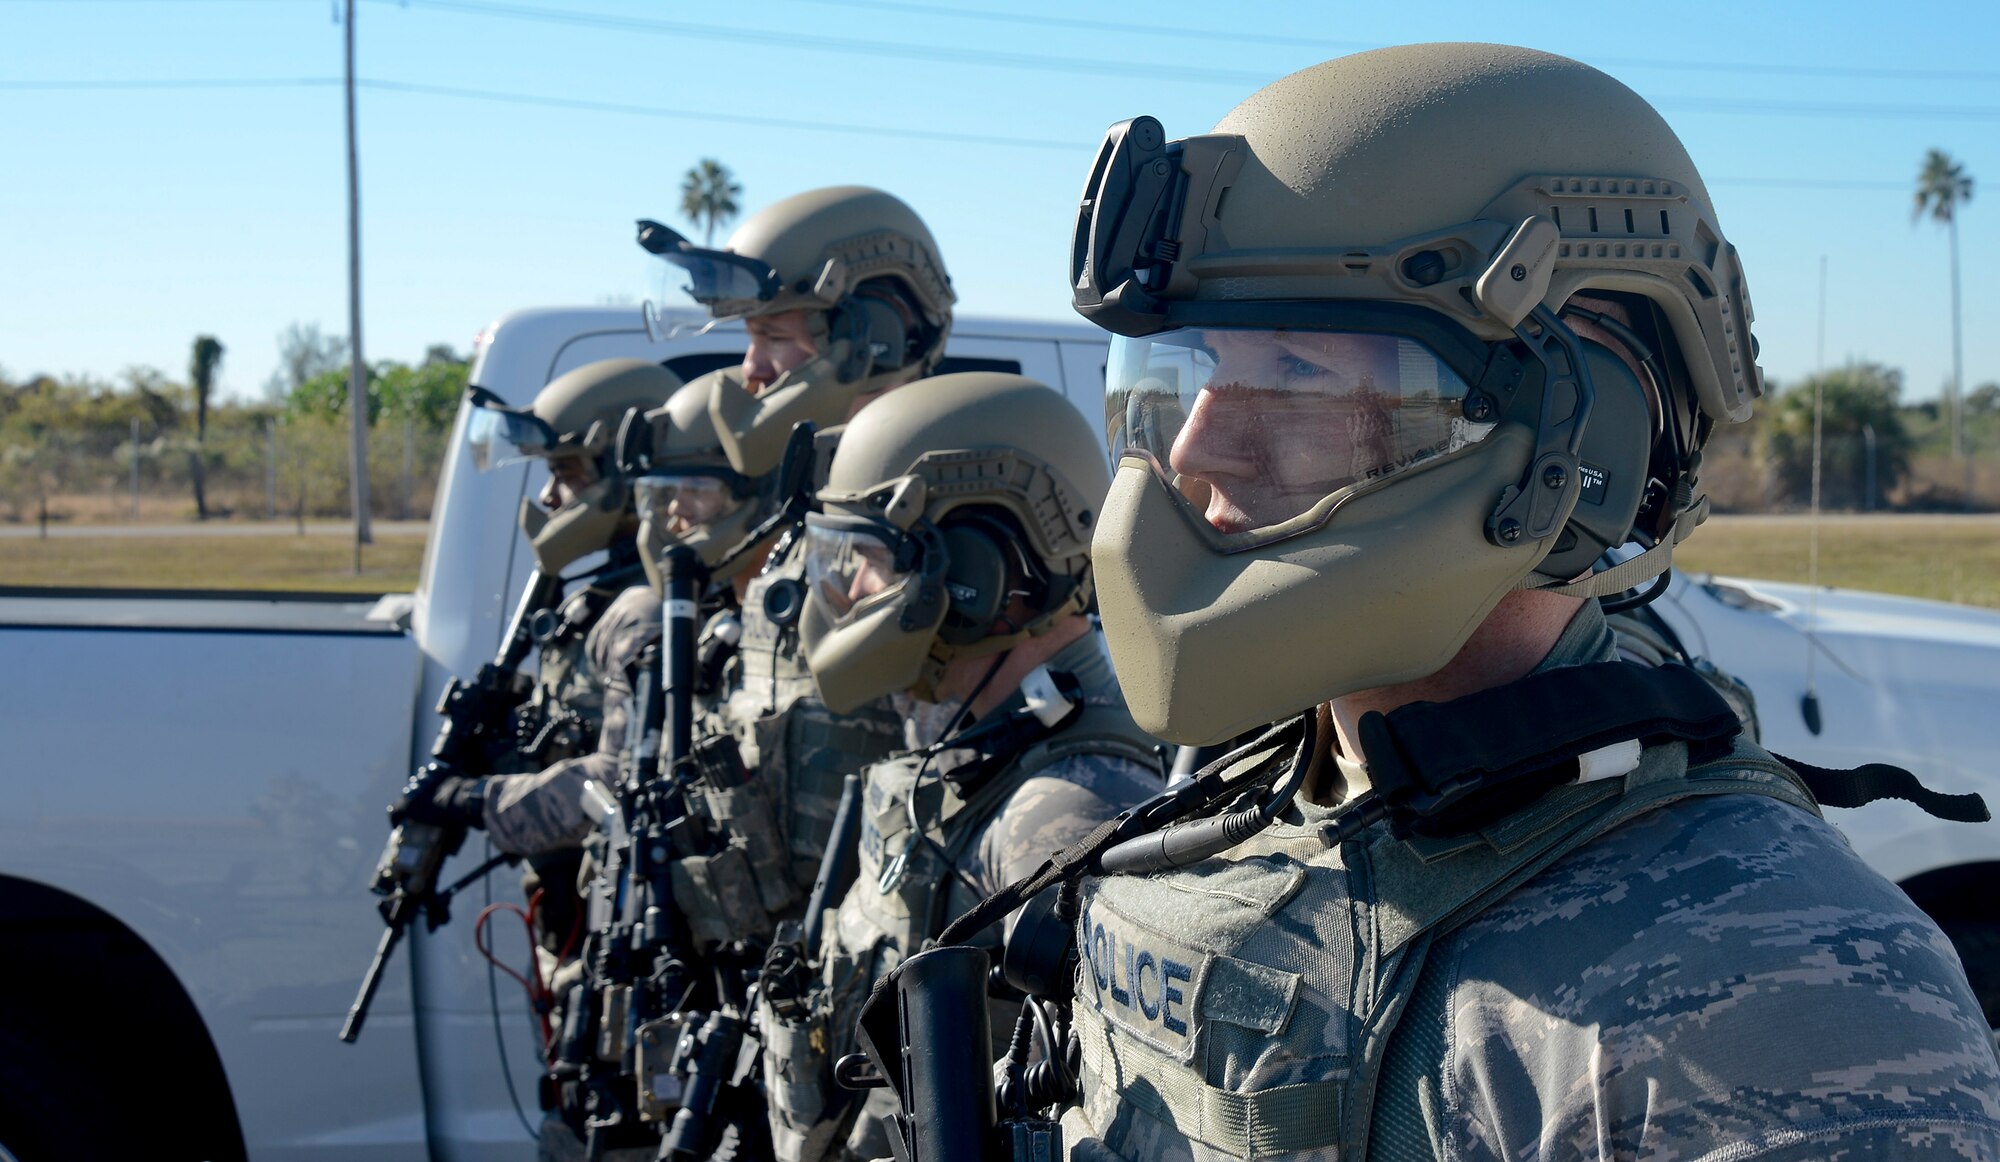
<box><xmin>633</xmin><ymin>472</ymin><xmax>748</xmax><ymax>538</ymax></box>
<box><xmin>466</xmin><ymin>402</ymin><xmax>561</xmax><ymax>472</ymax></box>
<box><xmin>636</xmin><ymin>218</ymin><xmax>782</xmax><ymax>314</ymax></box>
<box><xmin>803</xmin><ymin>515</ymin><xmax>914</xmax><ymax>625</ymax></box>
<box><xmin>1107</xmin><ymin>326</ymin><xmax>1493</xmax><ymax>547</ymax></box>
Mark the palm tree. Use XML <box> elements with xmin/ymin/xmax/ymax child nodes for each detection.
<box><xmin>1913</xmin><ymin>149</ymin><xmax>1975</xmax><ymax>463</ymax></box>
<box><xmin>680</xmin><ymin>159</ymin><xmax>743</xmax><ymax>246</ymax></box>
<box><xmin>189</xmin><ymin>335</ymin><xmax>225</xmax><ymax>520</ymax></box>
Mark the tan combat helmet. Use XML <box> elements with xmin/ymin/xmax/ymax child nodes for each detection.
<box><xmin>466</xmin><ymin>357</ymin><xmax>682</xmax><ymax>574</ymax></box>
<box><xmin>1071</xmin><ymin>43</ymin><xmax>1763</xmax><ymax>744</ymax></box>
<box><xmin>625</xmin><ymin>371</ymin><xmax>780</xmax><ymax>592</ymax></box>
<box><xmin>637</xmin><ymin>186</ymin><xmax>956</xmax><ymax>477</ymax></box>
<box><xmin>796</xmin><ymin>373</ymin><xmax>1108</xmax><ymax>714</ymax></box>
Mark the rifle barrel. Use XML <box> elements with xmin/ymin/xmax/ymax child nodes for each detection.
<box><xmin>803</xmin><ymin>773</ymin><xmax>864</xmax><ymax>951</ymax></box>
<box><xmin>339</xmin><ymin>920</ymin><xmax>405</xmax><ymax>1043</ymax></box>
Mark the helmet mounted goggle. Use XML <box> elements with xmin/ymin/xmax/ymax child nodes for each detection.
<box><xmin>1074</xmin><ymin>116</ymin><xmax>1697</xmax><ymax>580</ymax></box>
<box><xmin>804</xmin><ymin>497</ymin><xmax>953</xmax><ymax>614</ymax></box>
<box><xmin>464</xmin><ymin>385</ymin><xmax>565</xmax><ymax>471</ymax></box>
<box><xmin>637</xmin><ymin>218</ymin><xmax>786</xmax><ymax>318</ymax></box>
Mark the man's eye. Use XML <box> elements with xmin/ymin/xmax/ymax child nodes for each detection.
<box><xmin>1281</xmin><ymin>354</ymin><xmax>1331</xmax><ymax>378</ymax></box>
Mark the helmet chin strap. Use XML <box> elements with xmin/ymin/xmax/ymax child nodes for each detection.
<box><xmin>1520</xmin><ymin>497</ymin><xmax>1707</xmax><ymax>600</ymax></box>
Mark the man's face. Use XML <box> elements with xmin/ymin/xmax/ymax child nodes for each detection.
<box><xmin>537</xmin><ymin>451</ymin><xmax>597</xmax><ymax>512</ymax></box>
<box><xmin>843</xmin><ymin>537</ymin><xmax>900</xmax><ymax>610</ymax></box>
<box><xmin>663</xmin><ymin>477</ymin><xmax>733</xmax><ymax>534</ymax></box>
<box><xmin>742</xmin><ymin>310</ymin><xmax>820</xmax><ymax>393</ymax></box>
<box><xmin>805</xmin><ymin>524</ymin><xmax>905</xmax><ymax>621</ymax></box>
<box><xmin>1166</xmin><ymin>330</ymin><xmax>1410</xmax><ymax>535</ymax></box>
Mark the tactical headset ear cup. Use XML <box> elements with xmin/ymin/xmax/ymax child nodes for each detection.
<box><xmin>1538</xmin><ymin>339</ymin><xmax>1655</xmax><ymax>582</ymax></box>
<box><xmin>826</xmin><ymin>291</ymin><xmax>913</xmax><ymax>384</ymax></box>
<box><xmin>937</xmin><ymin>522</ymin><xmax>1009</xmax><ymax>646</ymax></box>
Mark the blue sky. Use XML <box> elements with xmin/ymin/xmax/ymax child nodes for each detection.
<box><xmin>2</xmin><ymin>0</ymin><xmax>1994</xmax><ymax>405</ymax></box>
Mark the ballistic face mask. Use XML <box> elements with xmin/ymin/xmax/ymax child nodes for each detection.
<box><xmin>796</xmin><ymin>373</ymin><xmax>1106</xmax><ymax>713</ymax></box>
<box><xmin>466</xmin><ymin>359</ymin><xmax>683</xmax><ymax>575</ymax></box>
<box><xmin>637</xmin><ymin>186</ymin><xmax>956</xmax><ymax>477</ymax></box>
<box><xmin>621</xmin><ymin>374</ymin><xmax>778</xmax><ymax>593</ymax></box>
<box><xmin>1072</xmin><ymin>43</ymin><xmax>1762</xmax><ymax>744</ymax></box>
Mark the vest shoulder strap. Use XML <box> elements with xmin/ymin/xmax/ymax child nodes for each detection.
<box><xmin>1369</xmin><ymin>734</ymin><xmax>1820</xmax><ymax>957</ymax></box>
<box><xmin>1015</xmin><ymin>702</ymin><xmax>1163</xmax><ymax>781</ymax></box>
<box><xmin>919</xmin><ymin>703</ymin><xmax>1161</xmax><ymax>936</ymax></box>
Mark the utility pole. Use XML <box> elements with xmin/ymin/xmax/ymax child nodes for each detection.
<box><xmin>344</xmin><ymin>0</ymin><xmax>373</xmax><ymax>566</ymax></box>
<box><xmin>129</xmin><ymin>416</ymin><xmax>141</xmax><ymax>519</ymax></box>
<box><xmin>266</xmin><ymin>417</ymin><xmax>279</xmax><ymax>519</ymax></box>
<box><xmin>1950</xmin><ymin>210</ymin><xmax>1972</xmax><ymax>506</ymax></box>
<box><xmin>1950</xmin><ymin>209</ymin><xmax>1965</xmax><ymax>463</ymax></box>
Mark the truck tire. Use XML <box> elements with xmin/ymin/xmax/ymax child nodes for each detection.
<box><xmin>0</xmin><ymin>880</ymin><xmax>245</xmax><ymax>1162</ymax></box>
<box><xmin>0</xmin><ymin>1019</ymin><xmax>113</xmax><ymax>1161</ymax></box>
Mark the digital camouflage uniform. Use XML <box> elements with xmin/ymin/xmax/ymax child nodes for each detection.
<box><xmin>671</xmin><ymin>555</ymin><xmax>907</xmax><ymax>951</ymax></box>
<box><xmin>485</xmin><ymin>582</ymin><xmax>661</xmax><ymax>855</ymax></box>
<box><xmin>763</xmin><ymin>631</ymin><xmax>1164</xmax><ymax>1162</ymax></box>
<box><xmin>1063</xmin><ymin>601</ymin><xmax>2000</xmax><ymax>1161</ymax></box>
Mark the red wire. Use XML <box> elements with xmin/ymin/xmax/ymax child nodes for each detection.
<box><xmin>474</xmin><ymin>900</ymin><xmax>554</xmax><ymax>1049</ymax></box>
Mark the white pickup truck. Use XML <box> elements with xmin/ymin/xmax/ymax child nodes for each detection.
<box><xmin>1</xmin><ymin>305</ymin><xmax>1994</xmax><ymax>1160</ymax></box>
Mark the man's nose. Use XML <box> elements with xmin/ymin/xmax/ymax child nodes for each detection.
<box><xmin>1167</xmin><ymin>386</ymin><xmax>1262</xmax><ymax>481</ymax></box>
<box><xmin>537</xmin><ymin>476</ymin><xmax>564</xmax><ymax>511</ymax></box>
<box><xmin>742</xmin><ymin>344</ymin><xmax>777</xmax><ymax>391</ymax></box>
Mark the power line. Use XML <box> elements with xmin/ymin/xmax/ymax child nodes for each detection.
<box><xmin>783</xmin><ymin>0</ymin><xmax>1373</xmax><ymax>52</ymax></box>
<box><xmin>783</xmin><ymin>0</ymin><xmax>2000</xmax><ymax>82</ymax></box>
<box><xmin>12</xmin><ymin>69</ymin><xmax>1999</xmax><ymax>126</ymax></box>
<box><xmin>373</xmin><ymin>0</ymin><xmax>2000</xmax><ymax>115</ymax></box>
<box><xmin>372</xmin><ymin>0</ymin><xmax>1278</xmax><ymax>87</ymax></box>
<box><xmin>0</xmin><ymin>77</ymin><xmax>337</xmax><ymax>90</ymax></box>
<box><xmin>359</xmin><ymin>78</ymin><xmax>1084</xmax><ymax>151</ymax></box>
<box><xmin>0</xmin><ymin>75</ymin><xmax>1968</xmax><ymax>188</ymax></box>
<box><xmin>10</xmin><ymin>0</ymin><xmax>1997</xmax><ymax>85</ymax></box>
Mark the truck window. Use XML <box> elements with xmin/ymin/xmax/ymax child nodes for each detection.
<box><xmin>663</xmin><ymin>353</ymin><xmax>746</xmax><ymax>381</ymax></box>
<box><xmin>934</xmin><ymin>356</ymin><xmax>1022</xmax><ymax>376</ymax></box>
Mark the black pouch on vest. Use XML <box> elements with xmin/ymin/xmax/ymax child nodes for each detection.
<box><xmin>688</xmin><ymin>731</ymin><xmax>754</xmax><ymax>790</ymax></box>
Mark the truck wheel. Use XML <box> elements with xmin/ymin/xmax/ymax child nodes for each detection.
<box><xmin>1940</xmin><ymin>919</ymin><xmax>2000</xmax><ymax>1050</ymax></box>
<box><xmin>0</xmin><ymin>1021</ymin><xmax>102</xmax><ymax>1161</ymax></box>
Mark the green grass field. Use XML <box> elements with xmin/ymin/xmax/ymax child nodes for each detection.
<box><xmin>1674</xmin><ymin>514</ymin><xmax>2000</xmax><ymax>609</ymax></box>
<box><xmin>0</xmin><ymin>515</ymin><xmax>1994</xmax><ymax>608</ymax></box>
<box><xmin>0</xmin><ymin>531</ymin><xmax>426</xmax><ymax>593</ymax></box>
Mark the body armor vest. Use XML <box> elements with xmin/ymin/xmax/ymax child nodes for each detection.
<box><xmin>1063</xmin><ymin>733</ymin><xmax>1820</xmax><ymax>1161</ymax></box>
<box><xmin>674</xmin><ymin>560</ymin><xmax>905</xmax><ymax>948</ymax></box>
<box><xmin>507</xmin><ymin>584</ymin><xmax>618</xmax><ymax>771</ymax></box>
<box><xmin>766</xmin><ymin>641</ymin><xmax>1162</xmax><ymax>1162</ymax></box>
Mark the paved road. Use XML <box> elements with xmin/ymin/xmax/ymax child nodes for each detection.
<box><xmin>0</xmin><ymin>520</ymin><xmax>431</xmax><ymax>539</ymax></box>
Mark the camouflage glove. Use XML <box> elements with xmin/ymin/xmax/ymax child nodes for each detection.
<box><xmin>388</xmin><ymin>764</ymin><xmax>492</xmax><ymax>830</ymax></box>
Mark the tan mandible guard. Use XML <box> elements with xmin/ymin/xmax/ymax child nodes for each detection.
<box><xmin>629</xmin><ymin>373</ymin><xmax>780</xmax><ymax>592</ymax></box>
<box><xmin>640</xmin><ymin>186</ymin><xmax>956</xmax><ymax>477</ymax></box>
<box><xmin>1073</xmin><ymin>43</ymin><xmax>1764</xmax><ymax>744</ymax></box>
<box><xmin>469</xmin><ymin>358</ymin><xmax>682</xmax><ymax>575</ymax></box>
<box><xmin>796</xmin><ymin>373</ymin><xmax>1108</xmax><ymax>713</ymax></box>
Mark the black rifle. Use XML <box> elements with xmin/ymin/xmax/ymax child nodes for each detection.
<box><xmin>564</xmin><ymin>422</ymin><xmax>824</xmax><ymax>1154</ymax></box>
<box><xmin>571</xmin><ymin>543</ymin><xmax>717</xmax><ymax>1156</ymax></box>
<box><xmin>804</xmin><ymin>772</ymin><xmax>864</xmax><ymax>954</ymax></box>
<box><xmin>851</xmin><ymin>945</ymin><xmax>1000</xmax><ymax>1162</ymax></box>
<box><xmin>341</xmin><ymin>567</ymin><xmax>561</xmax><ymax>1044</ymax></box>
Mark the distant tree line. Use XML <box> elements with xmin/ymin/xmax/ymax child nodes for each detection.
<box><xmin>0</xmin><ymin>322</ymin><xmax>468</xmax><ymax>526</ymax></box>
<box><xmin>1698</xmin><ymin>363</ymin><xmax>2000</xmax><ymax>513</ymax></box>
